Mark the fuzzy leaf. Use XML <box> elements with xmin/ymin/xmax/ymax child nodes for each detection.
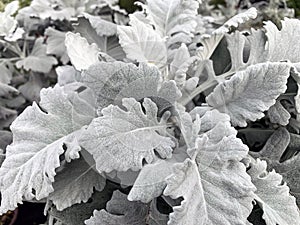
<box><xmin>0</xmin><ymin>83</ymin><xmax>18</xmax><ymax>97</ymax></box>
<box><xmin>85</xmin><ymin>190</ymin><xmax>166</xmax><ymax>225</ymax></box>
<box><xmin>45</xmin><ymin>27</ymin><xmax>69</xmax><ymax>64</ymax></box>
<box><xmin>169</xmin><ymin>44</ymin><xmax>197</xmax><ymax>87</ymax></box>
<box><xmin>163</xmin><ymin>109</ymin><xmax>255</xmax><ymax>225</ymax></box>
<box><xmin>80</xmin><ymin>98</ymin><xmax>174</xmax><ymax>173</ymax></box>
<box><xmin>0</xmin><ymin>1</ymin><xmax>18</xmax><ymax>37</ymax></box>
<box><xmin>267</xmin><ymin>100</ymin><xmax>290</xmax><ymax>126</ymax></box>
<box><xmin>18</xmin><ymin>73</ymin><xmax>48</xmax><ymax>102</ymax></box>
<box><xmin>143</xmin><ymin>0</ymin><xmax>199</xmax><ymax>46</ymax></box>
<box><xmin>49</xmin><ymin>185</ymin><xmax>116</xmax><ymax>225</ymax></box>
<box><xmin>214</xmin><ymin>8</ymin><xmax>257</xmax><ymax>34</ymax></box>
<box><xmin>16</xmin><ymin>37</ymin><xmax>58</xmax><ymax>73</ymax></box>
<box><xmin>265</xmin><ymin>18</ymin><xmax>300</xmax><ymax>63</ymax></box>
<box><xmin>84</xmin><ymin>190</ymin><xmax>149</xmax><ymax>225</ymax></box>
<box><xmin>0</xmin><ymin>85</ymin><xmax>95</xmax><ymax>214</ymax></box>
<box><xmin>128</xmin><ymin>151</ymin><xmax>187</xmax><ymax>203</ymax></box>
<box><xmin>248</xmin><ymin>159</ymin><xmax>300</xmax><ymax>225</ymax></box>
<box><xmin>73</xmin><ymin>17</ymin><xmax>125</xmax><ymax>61</ymax></box>
<box><xmin>251</xmin><ymin>128</ymin><xmax>300</xmax><ymax>207</ymax></box>
<box><xmin>83</xmin><ymin>13</ymin><xmax>117</xmax><ymax>37</ymax></box>
<box><xmin>0</xmin><ymin>64</ymin><xmax>13</xmax><ymax>84</ymax></box>
<box><xmin>49</xmin><ymin>158</ymin><xmax>106</xmax><ymax>211</ymax></box>
<box><xmin>65</xmin><ymin>32</ymin><xmax>100</xmax><ymax>71</ymax></box>
<box><xmin>128</xmin><ymin>159</ymin><xmax>175</xmax><ymax>203</ymax></box>
<box><xmin>82</xmin><ymin>61</ymin><xmax>181</xmax><ymax>112</ymax></box>
<box><xmin>225</xmin><ymin>29</ymin><xmax>267</xmax><ymax>72</ymax></box>
<box><xmin>117</xmin><ymin>15</ymin><xmax>167</xmax><ymax>69</ymax></box>
<box><xmin>206</xmin><ymin>62</ymin><xmax>290</xmax><ymax>127</ymax></box>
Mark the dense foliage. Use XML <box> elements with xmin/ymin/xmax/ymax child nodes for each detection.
<box><xmin>0</xmin><ymin>0</ymin><xmax>300</xmax><ymax>224</ymax></box>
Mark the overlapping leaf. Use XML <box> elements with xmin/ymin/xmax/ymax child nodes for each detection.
<box><xmin>248</xmin><ymin>158</ymin><xmax>300</xmax><ymax>225</ymax></box>
<box><xmin>85</xmin><ymin>190</ymin><xmax>167</xmax><ymax>225</ymax></box>
<box><xmin>0</xmin><ymin>84</ymin><xmax>95</xmax><ymax>214</ymax></box>
<box><xmin>267</xmin><ymin>100</ymin><xmax>290</xmax><ymax>126</ymax></box>
<box><xmin>48</xmin><ymin>158</ymin><xmax>106</xmax><ymax>211</ymax></box>
<box><xmin>250</xmin><ymin>128</ymin><xmax>300</xmax><ymax>207</ymax></box>
<box><xmin>206</xmin><ymin>62</ymin><xmax>291</xmax><ymax>127</ymax></box>
<box><xmin>128</xmin><ymin>105</ymin><xmax>200</xmax><ymax>204</ymax></box>
<box><xmin>118</xmin><ymin>15</ymin><xmax>167</xmax><ymax>69</ymax></box>
<box><xmin>65</xmin><ymin>32</ymin><xmax>100</xmax><ymax>71</ymax></box>
<box><xmin>79</xmin><ymin>98</ymin><xmax>174</xmax><ymax>173</ymax></box>
<box><xmin>73</xmin><ymin>17</ymin><xmax>125</xmax><ymax>61</ymax></box>
<box><xmin>163</xmin><ymin>109</ymin><xmax>255</xmax><ymax>225</ymax></box>
<box><xmin>265</xmin><ymin>18</ymin><xmax>300</xmax><ymax>63</ymax></box>
<box><xmin>45</xmin><ymin>27</ymin><xmax>69</xmax><ymax>64</ymax></box>
<box><xmin>225</xmin><ymin>29</ymin><xmax>267</xmax><ymax>72</ymax></box>
<box><xmin>16</xmin><ymin>37</ymin><xmax>58</xmax><ymax>73</ymax></box>
<box><xmin>82</xmin><ymin>61</ymin><xmax>181</xmax><ymax>113</ymax></box>
<box><xmin>49</xmin><ymin>184</ymin><xmax>116</xmax><ymax>225</ymax></box>
<box><xmin>0</xmin><ymin>1</ymin><xmax>19</xmax><ymax>38</ymax></box>
<box><xmin>141</xmin><ymin>0</ymin><xmax>199</xmax><ymax>47</ymax></box>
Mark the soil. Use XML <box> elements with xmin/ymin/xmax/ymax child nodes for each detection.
<box><xmin>0</xmin><ymin>203</ymin><xmax>46</xmax><ymax>225</ymax></box>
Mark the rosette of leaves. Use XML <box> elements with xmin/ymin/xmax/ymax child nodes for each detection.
<box><xmin>0</xmin><ymin>0</ymin><xmax>300</xmax><ymax>225</ymax></box>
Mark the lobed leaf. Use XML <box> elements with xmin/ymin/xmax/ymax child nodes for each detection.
<box><xmin>206</xmin><ymin>62</ymin><xmax>291</xmax><ymax>127</ymax></box>
<box><xmin>82</xmin><ymin>61</ymin><xmax>181</xmax><ymax>113</ymax></box>
<box><xmin>79</xmin><ymin>98</ymin><xmax>174</xmax><ymax>173</ymax></box>
<box><xmin>142</xmin><ymin>0</ymin><xmax>199</xmax><ymax>47</ymax></box>
<box><xmin>248</xmin><ymin>158</ymin><xmax>300</xmax><ymax>225</ymax></box>
<box><xmin>164</xmin><ymin>110</ymin><xmax>255</xmax><ymax>225</ymax></box>
<box><xmin>0</xmin><ymin>85</ymin><xmax>95</xmax><ymax>214</ymax></box>
<box><xmin>265</xmin><ymin>18</ymin><xmax>300</xmax><ymax>63</ymax></box>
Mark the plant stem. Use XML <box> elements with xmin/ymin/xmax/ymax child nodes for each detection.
<box><xmin>179</xmin><ymin>79</ymin><xmax>218</xmax><ymax>106</ymax></box>
<box><xmin>179</xmin><ymin>69</ymin><xmax>236</xmax><ymax>106</ymax></box>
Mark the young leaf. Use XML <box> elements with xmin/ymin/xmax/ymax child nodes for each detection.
<box><xmin>16</xmin><ymin>37</ymin><xmax>58</xmax><ymax>73</ymax></box>
<box><xmin>169</xmin><ymin>44</ymin><xmax>197</xmax><ymax>87</ymax></box>
<box><xmin>214</xmin><ymin>7</ymin><xmax>257</xmax><ymax>34</ymax></box>
<box><xmin>79</xmin><ymin>98</ymin><xmax>174</xmax><ymax>173</ymax></box>
<box><xmin>117</xmin><ymin>15</ymin><xmax>167</xmax><ymax>69</ymax></box>
<box><xmin>163</xmin><ymin>110</ymin><xmax>255</xmax><ymax>225</ymax></box>
<box><xmin>65</xmin><ymin>32</ymin><xmax>100</xmax><ymax>71</ymax></box>
<box><xmin>0</xmin><ymin>85</ymin><xmax>95</xmax><ymax>214</ymax></box>
<box><xmin>48</xmin><ymin>158</ymin><xmax>106</xmax><ymax>211</ymax></box>
<box><xmin>206</xmin><ymin>62</ymin><xmax>291</xmax><ymax>127</ymax></box>
<box><xmin>142</xmin><ymin>0</ymin><xmax>199</xmax><ymax>47</ymax></box>
<box><xmin>248</xmin><ymin>159</ymin><xmax>300</xmax><ymax>225</ymax></box>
